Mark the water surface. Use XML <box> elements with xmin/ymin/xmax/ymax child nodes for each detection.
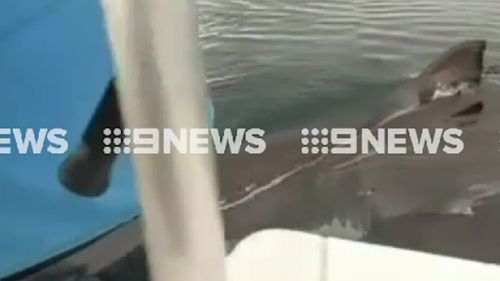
<box><xmin>199</xmin><ymin>0</ymin><xmax>500</xmax><ymax>132</ymax></box>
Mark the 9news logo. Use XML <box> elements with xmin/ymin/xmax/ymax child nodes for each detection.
<box><xmin>0</xmin><ymin>128</ymin><xmax>68</xmax><ymax>155</ymax></box>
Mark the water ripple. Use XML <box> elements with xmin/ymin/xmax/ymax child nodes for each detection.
<box><xmin>197</xmin><ymin>0</ymin><xmax>500</xmax><ymax>131</ymax></box>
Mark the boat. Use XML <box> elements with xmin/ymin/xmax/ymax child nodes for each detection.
<box><xmin>3</xmin><ymin>1</ymin><xmax>500</xmax><ymax>280</ymax></box>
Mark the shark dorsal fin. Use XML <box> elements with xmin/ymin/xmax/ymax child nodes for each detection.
<box><xmin>414</xmin><ymin>40</ymin><xmax>486</xmax><ymax>104</ymax></box>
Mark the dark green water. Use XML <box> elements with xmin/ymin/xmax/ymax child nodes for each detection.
<box><xmin>199</xmin><ymin>0</ymin><xmax>500</xmax><ymax>132</ymax></box>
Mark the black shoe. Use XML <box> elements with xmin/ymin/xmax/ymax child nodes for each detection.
<box><xmin>58</xmin><ymin>145</ymin><xmax>116</xmax><ymax>197</ymax></box>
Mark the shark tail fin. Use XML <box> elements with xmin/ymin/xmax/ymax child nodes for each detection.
<box><xmin>413</xmin><ymin>40</ymin><xmax>486</xmax><ymax>104</ymax></box>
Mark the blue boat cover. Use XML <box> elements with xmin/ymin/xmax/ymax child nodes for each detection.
<box><xmin>0</xmin><ymin>0</ymin><xmax>140</xmax><ymax>278</ymax></box>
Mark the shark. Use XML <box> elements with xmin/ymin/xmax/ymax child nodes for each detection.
<box><xmin>218</xmin><ymin>40</ymin><xmax>500</xmax><ymax>245</ymax></box>
<box><xmin>59</xmin><ymin>40</ymin><xmax>500</xmax><ymax>258</ymax></box>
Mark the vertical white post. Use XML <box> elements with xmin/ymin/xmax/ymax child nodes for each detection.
<box><xmin>100</xmin><ymin>1</ymin><xmax>226</xmax><ymax>281</ymax></box>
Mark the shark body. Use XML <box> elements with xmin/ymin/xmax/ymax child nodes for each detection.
<box><xmin>59</xmin><ymin>40</ymin><xmax>500</xmax><ymax>261</ymax></box>
<box><xmin>219</xmin><ymin>40</ymin><xmax>500</xmax><ymax>250</ymax></box>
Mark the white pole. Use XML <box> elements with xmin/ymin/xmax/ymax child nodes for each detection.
<box><xmin>100</xmin><ymin>1</ymin><xmax>226</xmax><ymax>281</ymax></box>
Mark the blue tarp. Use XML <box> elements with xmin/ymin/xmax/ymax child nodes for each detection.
<box><xmin>0</xmin><ymin>0</ymin><xmax>140</xmax><ymax>278</ymax></box>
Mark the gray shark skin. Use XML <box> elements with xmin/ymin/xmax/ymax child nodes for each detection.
<box><xmin>218</xmin><ymin>40</ymin><xmax>500</xmax><ymax>260</ymax></box>
<box><xmin>368</xmin><ymin>191</ymin><xmax>500</xmax><ymax>264</ymax></box>
<box><xmin>412</xmin><ymin>40</ymin><xmax>485</xmax><ymax>104</ymax></box>
<box><xmin>362</xmin><ymin>80</ymin><xmax>500</xmax><ymax>264</ymax></box>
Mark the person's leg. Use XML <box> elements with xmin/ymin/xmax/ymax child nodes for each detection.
<box><xmin>59</xmin><ymin>78</ymin><xmax>124</xmax><ymax>197</ymax></box>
